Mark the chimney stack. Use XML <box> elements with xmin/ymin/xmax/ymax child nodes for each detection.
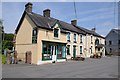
<box><xmin>43</xmin><ymin>9</ymin><xmax>51</xmax><ymax>17</ymax></box>
<box><xmin>71</xmin><ymin>20</ymin><xmax>77</xmax><ymax>26</ymax></box>
<box><xmin>25</xmin><ymin>2</ymin><xmax>33</xmax><ymax>13</ymax></box>
<box><xmin>91</xmin><ymin>28</ymin><xmax>96</xmax><ymax>32</ymax></box>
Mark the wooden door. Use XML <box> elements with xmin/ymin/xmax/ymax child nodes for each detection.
<box><xmin>26</xmin><ymin>51</ymin><xmax>32</xmax><ymax>64</ymax></box>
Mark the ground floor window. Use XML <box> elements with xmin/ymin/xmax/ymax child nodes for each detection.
<box><xmin>91</xmin><ymin>46</ymin><xmax>93</xmax><ymax>54</ymax></box>
<box><xmin>98</xmin><ymin>48</ymin><xmax>100</xmax><ymax>51</ymax></box>
<box><xmin>67</xmin><ymin>45</ymin><xmax>70</xmax><ymax>55</ymax></box>
<box><xmin>42</xmin><ymin>43</ymin><xmax>52</xmax><ymax>60</ymax></box>
<box><xmin>80</xmin><ymin>46</ymin><xmax>82</xmax><ymax>54</ymax></box>
<box><xmin>110</xmin><ymin>48</ymin><xmax>112</xmax><ymax>53</ymax></box>
<box><xmin>73</xmin><ymin>46</ymin><xmax>76</xmax><ymax>58</ymax></box>
<box><xmin>42</xmin><ymin>41</ymin><xmax>66</xmax><ymax>60</ymax></box>
<box><xmin>57</xmin><ymin>45</ymin><xmax>66</xmax><ymax>59</ymax></box>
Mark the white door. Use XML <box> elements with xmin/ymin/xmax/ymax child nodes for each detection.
<box><xmin>52</xmin><ymin>45</ymin><xmax>57</xmax><ymax>62</ymax></box>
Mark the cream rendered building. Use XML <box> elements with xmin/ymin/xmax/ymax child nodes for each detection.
<box><xmin>15</xmin><ymin>2</ymin><xmax>105</xmax><ymax>65</ymax></box>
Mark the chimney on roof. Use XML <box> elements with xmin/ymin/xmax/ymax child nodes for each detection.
<box><xmin>25</xmin><ymin>2</ymin><xmax>33</xmax><ymax>13</ymax></box>
<box><xmin>43</xmin><ymin>9</ymin><xmax>51</xmax><ymax>17</ymax></box>
<box><xmin>71</xmin><ymin>20</ymin><xmax>77</xmax><ymax>26</ymax></box>
<box><xmin>91</xmin><ymin>28</ymin><xmax>96</xmax><ymax>32</ymax></box>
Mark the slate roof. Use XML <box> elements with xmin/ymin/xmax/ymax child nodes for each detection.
<box><xmin>113</xmin><ymin>29</ymin><xmax>120</xmax><ymax>35</ymax></box>
<box><xmin>105</xmin><ymin>29</ymin><xmax>120</xmax><ymax>38</ymax></box>
<box><xmin>16</xmin><ymin>11</ymin><xmax>104</xmax><ymax>38</ymax></box>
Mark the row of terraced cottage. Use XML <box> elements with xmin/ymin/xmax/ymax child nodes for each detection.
<box><xmin>15</xmin><ymin>2</ymin><xmax>105</xmax><ymax>65</ymax></box>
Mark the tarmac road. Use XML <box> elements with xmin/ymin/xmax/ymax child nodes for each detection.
<box><xmin>2</xmin><ymin>56</ymin><xmax>118</xmax><ymax>78</ymax></box>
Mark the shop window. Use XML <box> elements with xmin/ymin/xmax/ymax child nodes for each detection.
<box><xmin>42</xmin><ymin>43</ymin><xmax>52</xmax><ymax>60</ymax></box>
<box><xmin>57</xmin><ymin>45</ymin><xmax>66</xmax><ymax>59</ymax></box>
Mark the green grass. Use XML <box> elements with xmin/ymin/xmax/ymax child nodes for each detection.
<box><xmin>0</xmin><ymin>53</ymin><xmax>7</xmax><ymax>64</ymax></box>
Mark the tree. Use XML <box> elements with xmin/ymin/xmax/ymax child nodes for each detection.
<box><xmin>2</xmin><ymin>33</ymin><xmax>14</xmax><ymax>52</ymax></box>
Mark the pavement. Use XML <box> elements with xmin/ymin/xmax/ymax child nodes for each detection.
<box><xmin>2</xmin><ymin>56</ymin><xmax>119</xmax><ymax>78</ymax></box>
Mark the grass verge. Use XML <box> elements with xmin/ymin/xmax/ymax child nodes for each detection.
<box><xmin>0</xmin><ymin>54</ymin><xmax>7</xmax><ymax>64</ymax></box>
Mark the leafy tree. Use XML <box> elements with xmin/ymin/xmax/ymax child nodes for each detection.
<box><xmin>2</xmin><ymin>33</ymin><xmax>14</xmax><ymax>52</ymax></box>
<box><xmin>4</xmin><ymin>33</ymin><xmax>14</xmax><ymax>41</ymax></box>
<box><xmin>3</xmin><ymin>40</ymin><xmax>13</xmax><ymax>50</ymax></box>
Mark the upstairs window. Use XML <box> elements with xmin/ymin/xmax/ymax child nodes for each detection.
<box><xmin>54</xmin><ymin>28</ymin><xmax>59</xmax><ymax>38</ymax></box>
<box><xmin>91</xmin><ymin>35</ymin><xmax>93</xmax><ymax>44</ymax></box>
<box><xmin>32</xmin><ymin>28</ymin><xmax>38</xmax><ymax>43</ymax></box>
<box><xmin>109</xmin><ymin>41</ymin><xmax>112</xmax><ymax>45</ymax></box>
<box><xmin>67</xmin><ymin>32</ymin><xmax>70</xmax><ymax>42</ymax></box>
<box><xmin>105</xmin><ymin>41</ymin><xmax>106</xmax><ymax>45</ymax></box>
<box><xmin>95</xmin><ymin>38</ymin><xmax>99</xmax><ymax>45</ymax></box>
<box><xmin>80</xmin><ymin>34</ymin><xmax>82</xmax><ymax>43</ymax></box>
<box><xmin>119</xmin><ymin>40</ymin><xmax>120</xmax><ymax>44</ymax></box>
<box><xmin>100</xmin><ymin>38</ymin><xmax>102</xmax><ymax>44</ymax></box>
<box><xmin>74</xmin><ymin>34</ymin><xmax>76</xmax><ymax>43</ymax></box>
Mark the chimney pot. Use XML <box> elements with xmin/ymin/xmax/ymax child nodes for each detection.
<box><xmin>91</xmin><ymin>28</ymin><xmax>96</xmax><ymax>32</ymax></box>
<box><xmin>43</xmin><ymin>9</ymin><xmax>51</xmax><ymax>17</ymax></box>
<box><xmin>71</xmin><ymin>20</ymin><xmax>77</xmax><ymax>26</ymax></box>
<box><xmin>25</xmin><ymin>2</ymin><xmax>33</xmax><ymax>13</ymax></box>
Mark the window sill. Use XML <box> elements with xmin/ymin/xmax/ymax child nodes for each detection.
<box><xmin>80</xmin><ymin>42</ymin><xmax>83</xmax><ymax>44</ymax></box>
<box><xmin>57</xmin><ymin>57</ymin><xmax>66</xmax><ymax>59</ymax></box>
<box><xmin>74</xmin><ymin>41</ymin><xmax>77</xmax><ymax>43</ymax></box>
<box><xmin>67</xmin><ymin>40</ymin><xmax>71</xmax><ymax>42</ymax></box>
<box><xmin>54</xmin><ymin>37</ymin><xmax>60</xmax><ymax>40</ymax></box>
<box><xmin>42</xmin><ymin>58</ymin><xmax>52</xmax><ymax>61</ymax></box>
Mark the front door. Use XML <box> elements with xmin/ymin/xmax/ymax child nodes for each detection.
<box><xmin>52</xmin><ymin>45</ymin><xmax>57</xmax><ymax>62</ymax></box>
<box><xmin>73</xmin><ymin>46</ymin><xmax>76</xmax><ymax>58</ymax></box>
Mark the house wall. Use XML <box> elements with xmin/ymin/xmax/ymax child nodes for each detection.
<box><xmin>66</xmin><ymin>32</ymin><xmax>86</xmax><ymax>59</ymax></box>
<box><xmin>105</xmin><ymin>30</ymin><xmax>120</xmax><ymax>55</ymax></box>
<box><xmin>37</xmin><ymin>23</ymin><xmax>67</xmax><ymax>64</ymax></box>
<box><xmin>67</xmin><ymin>32</ymin><xmax>105</xmax><ymax>59</ymax></box>
<box><xmin>15</xmin><ymin>15</ymin><xmax>38</xmax><ymax>64</ymax></box>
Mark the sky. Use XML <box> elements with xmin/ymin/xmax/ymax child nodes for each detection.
<box><xmin>1</xmin><ymin>2</ymin><xmax>119</xmax><ymax>37</ymax></box>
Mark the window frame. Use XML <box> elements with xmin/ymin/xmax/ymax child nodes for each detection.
<box><xmin>80</xmin><ymin>34</ymin><xmax>82</xmax><ymax>43</ymax></box>
<box><xmin>109</xmin><ymin>41</ymin><xmax>112</xmax><ymax>45</ymax></box>
<box><xmin>80</xmin><ymin>46</ymin><xmax>82</xmax><ymax>54</ymax></box>
<box><xmin>67</xmin><ymin>45</ymin><xmax>70</xmax><ymax>55</ymax></box>
<box><xmin>119</xmin><ymin>40</ymin><xmax>120</xmax><ymax>44</ymax></box>
<box><xmin>74</xmin><ymin>34</ymin><xmax>77</xmax><ymax>43</ymax></box>
<box><xmin>67</xmin><ymin>32</ymin><xmax>70</xmax><ymax>42</ymax></box>
<box><xmin>54</xmin><ymin>28</ymin><xmax>59</xmax><ymax>38</ymax></box>
<box><xmin>91</xmin><ymin>35</ymin><xmax>93</xmax><ymax>44</ymax></box>
<box><xmin>32</xmin><ymin>28</ymin><xmax>38</xmax><ymax>44</ymax></box>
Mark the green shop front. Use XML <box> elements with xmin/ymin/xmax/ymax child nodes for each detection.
<box><xmin>42</xmin><ymin>41</ymin><xmax>67</xmax><ymax>62</ymax></box>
